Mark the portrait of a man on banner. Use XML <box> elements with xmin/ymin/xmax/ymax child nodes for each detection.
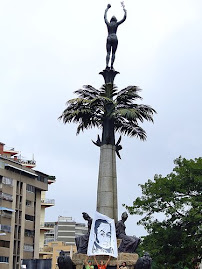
<box><xmin>87</xmin><ymin>211</ymin><xmax>118</xmax><ymax>258</ymax></box>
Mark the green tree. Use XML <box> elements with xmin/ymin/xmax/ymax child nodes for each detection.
<box><xmin>125</xmin><ymin>157</ymin><xmax>202</xmax><ymax>269</ymax></box>
<box><xmin>59</xmin><ymin>83</ymin><xmax>156</xmax><ymax>220</ymax></box>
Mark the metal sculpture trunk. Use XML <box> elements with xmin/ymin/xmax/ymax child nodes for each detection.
<box><xmin>102</xmin><ymin>118</ymin><xmax>115</xmax><ymax>145</ymax></box>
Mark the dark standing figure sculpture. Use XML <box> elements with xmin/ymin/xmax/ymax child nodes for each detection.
<box><xmin>135</xmin><ymin>252</ymin><xmax>152</xmax><ymax>269</ymax></box>
<box><xmin>57</xmin><ymin>250</ymin><xmax>73</xmax><ymax>269</ymax></box>
<box><xmin>116</xmin><ymin>212</ymin><xmax>141</xmax><ymax>253</ymax></box>
<box><xmin>104</xmin><ymin>3</ymin><xmax>127</xmax><ymax>69</ymax></box>
<box><xmin>75</xmin><ymin>212</ymin><xmax>92</xmax><ymax>254</ymax></box>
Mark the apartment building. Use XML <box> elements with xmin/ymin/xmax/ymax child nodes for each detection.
<box><xmin>0</xmin><ymin>142</ymin><xmax>55</xmax><ymax>269</ymax></box>
<box><xmin>38</xmin><ymin>175</ymin><xmax>55</xmax><ymax>258</ymax></box>
<box><xmin>38</xmin><ymin>217</ymin><xmax>88</xmax><ymax>268</ymax></box>
<box><xmin>43</xmin><ymin>221</ymin><xmax>57</xmax><ymax>246</ymax></box>
<box><xmin>57</xmin><ymin>216</ymin><xmax>88</xmax><ymax>245</ymax></box>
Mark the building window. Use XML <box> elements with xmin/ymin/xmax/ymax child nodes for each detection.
<box><xmin>25</xmin><ymin>214</ymin><xmax>34</xmax><ymax>221</ymax></box>
<box><xmin>0</xmin><ymin>256</ymin><xmax>9</xmax><ymax>263</ymax></box>
<box><xmin>26</xmin><ymin>200</ymin><xmax>32</xmax><ymax>207</ymax></box>
<box><xmin>26</xmin><ymin>184</ymin><xmax>35</xmax><ymax>193</ymax></box>
<box><xmin>24</xmin><ymin>229</ymin><xmax>35</xmax><ymax>237</ymax></box>
<box><xmin>1</xmin><ymin>176</ymin><xmax>13</xmax><ymax>186</ymax></box>
<box><xmin>0</xmin><ymin>210</ymin><xmax>12</xmax><ymax>219</ymax></box>
<box><xmin>0</xmin><ymin>240</ymin><xmax>10</xmax><ymax>248</ymax></box>
<box><xmin>0</xmin><ymin>224</ymin><xmax>11</xmax><ymax>233</ymax></box>
<box><xmin>24</xmin><ymin>244</ymin><xmax>34</xmax><ymax>252</ymax></box>
<box><xmin>0</xmin><ymin>192</ymin><xmax>13</xmax><ymax>202</ymax></box>
<box><xmin>0</xmin><ymin>161</ymin><xmax>5</xmax><ymax>169</ymax></box>
<box><xmin>37</xmin><ymin>176</ymin><xmax>48</xmax><ymax>183</ymax></box>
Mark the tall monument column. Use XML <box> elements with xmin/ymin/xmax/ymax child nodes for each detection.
<box><xmin>95</xmin><ymin>2</ymin><xmax>126</xmax><ymax>221</ymax></box>
<box><xmin>96</xmin><ymin>144</ymin><xmax>118</xmax><ymax>222</ymax></box>
<box><xmin>96</xmin><ymin>69</ymin><xmax>120</xmax><ymax>222</ymax></box>
<box><xmin>60</xmin><ymin>1</ymin><xmax>156</xmax><ymax>261</ymax></box>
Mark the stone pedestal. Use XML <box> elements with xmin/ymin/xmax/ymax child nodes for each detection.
<box><xmin>72</xmin><ymin>253</ymin><xmax>139</xmax><ymax>269</ymax></box>
<box><xmin>96</xmin><ymin>145</ymin><xmax>118</xmax><ymax>222</ymax></box>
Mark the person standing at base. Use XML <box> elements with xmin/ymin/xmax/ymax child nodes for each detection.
<box><xmin>117</xmin><ymin>262</ymin><xmax>127</xmax><ymax>269</ymax></box>
<box><xmin>94</xmin><ymin>256</ymin><xmax>111</xmax><ymax>269</ymax></box>
<box><xmin>84</xmin><ymin>256</ymin><xmax>94</xmax><ymax>269</ymax></box>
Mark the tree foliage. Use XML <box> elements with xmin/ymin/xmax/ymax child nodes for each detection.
<box><xmin>125</xmin><ymin>157</ymin><xmax>202</xmax><ymax>269</ymax></box>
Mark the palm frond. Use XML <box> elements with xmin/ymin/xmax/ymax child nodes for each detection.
<box><xmin>75</xmin><ymin>85</ymin><xmax>101</xmax><ymax>99</ymax></box>
<box><xmin>114</xmin><ymin>108</ymin><xmax>139</xmax><ymax>120</ymax></box>
<box><xmin>59</xmin><ymin>83</ymin><xmax>156</xmax><ymax>142</ymax></box>
<box><xmin>76</xmin><ymin>118</ymin><xmax>101</xmax><ymax>134</ymax></box>
<box><xmin>114</xmin><ymin>118</ymin><xmax>147</xmax><ymax>140</ymax></box>
<box><xmin>116</xmin><ymin>86</ymin><xmax>142</xmax><ymax>105</ymax></box>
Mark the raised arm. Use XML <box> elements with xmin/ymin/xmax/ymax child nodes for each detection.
<box><xmin>117</xmin><ymin>8</ymin><xmax>127</xmax><ymax>25</ymax></box>
<box><xmin>106</xmin><ymin>256</ymin><xmax>111</xmax><ymax>267</ymax></box>
<box><xmin>84</xmin><ymin>256</ymin><xmax>89</xmax><ymax>265</ymax></box>
<box><xmin>104</xmin><ymin>4</ymin><xmax>111</xmax><ymax>25</ymax></box>
<box><xmin>94</xmin><ymin>256</ymin><xmax>99</xmax><ymax>267</ymax></box>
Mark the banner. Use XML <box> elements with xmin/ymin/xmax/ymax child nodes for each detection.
<box><xmin>87</xmin><ymin>211</ymin><xmax>118</xmax><ymax>258</ymax></box>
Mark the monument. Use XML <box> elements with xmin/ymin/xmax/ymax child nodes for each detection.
<box><xmin>59</xmin><ymin>2</ymin><xmax>156</xmax><ymax>268</ymax></box>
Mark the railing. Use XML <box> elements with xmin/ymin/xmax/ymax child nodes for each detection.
<box><xmin>40</xmin><ymin>222</ymin><xmax>55</xmax><ymax>228</ymax></box>
<box><xmin>41</xmin><ymin>199</ymin><xmax>55</xmax><ymax>205</ymax></box>
<box><xmin>1</xmin><ymin>177</ymin><xmax>13</xmax><ymax>187</ymax></box>
<box><xmin>19</xmin><ymin>159</ymin><xmax>36</xmax><ymax>166</ymax></box>
<box><xmin>24</xmin><ymin>244</ymin><xmax>34</xmax><ymax>252</ymax></box>
<box><xmin>44</xmin><ymin>230</ymin><xmax>55</xmax><ymax>234</ymax></box>
<box><xmin>44</xmin><ymin>238</ymin><xmax>55</xmax><ymax>244</ymax></box>
<box><xmin>0</xmin><ymin>224</ymin><xmax>11</xmax><ymax>233</ymax></box>
<box><xmin>47</xmin><ymin>176</ymin><xmax>56</xmax><ymax>183</ymax></box>
<box><xmin>0</xmin><ymin>192</ymin><xmax>13</xmax><ymax>202</ymax></box>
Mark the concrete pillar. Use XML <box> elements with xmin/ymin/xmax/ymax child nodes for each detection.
<box><xmin>34</xmin><ymin>190</ymin><xmax>41</xmax><ymax>258</ymax></box>
<box><xmin>96</xmin><ymin>144</ymin><xmax>118</xmax><ymax>222</ymax></box>
<box><xmin>9</xmin><ymin>179</ymin><xmax>17</xmax><ymax>269</ymax></box>
<box><xmin>20</xmin><ymin>182</ymin><xmax>26</xmax><ymax>259</ymax></box>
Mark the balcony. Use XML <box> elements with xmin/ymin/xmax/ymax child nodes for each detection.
<box><xmin>24</xmin><ymin>244</ymin><xmax>34</xmax><ymax>252</ymax></box>
<box><xmin>0</xmin><ymin>224</ymin><xmax>11</xmax><ymax>233</ymax></box>
<box><xmin>44</xmin><ymin>230</ymin><xmax>55</xmax><ymax>234</ymax></box>
<box><xmin>47</xmin><ymin>176</ymin><xmax>56</xmax><ymax>185</ymax></box>
<box><xmin>19</xmin><ymin>159</ymin><xmax>36</xmax><ymax>169</ymax></box>
<box><xmin>41</xmin><ymin>199</ymin><xmax>55</xmax><ymax>207</ymax></box>
<box><xmin>0</xmin><ymin>211</ymin><xmax>12</xmax><ymax>219</ymax></box>
<box><xmin>40</xmin><ymin>222</ymin><xmax>54</xmax><ymax>231</ymax></box>
<box><xmin>44</xmin><ymin>238</ymin><xmax>55</xmax><ymax>244</ymax></box>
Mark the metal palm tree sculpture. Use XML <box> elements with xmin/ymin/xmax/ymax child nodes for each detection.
<box><xmin>59</xmin><ymin>83</ymin><xmax>156</xmax><ymax>221</ymax></box>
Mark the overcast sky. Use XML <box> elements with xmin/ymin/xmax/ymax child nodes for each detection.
<box><xmin>0</xmin><ymin>0</ymin><xmax>201</xmax><ymax>236</ymax></box>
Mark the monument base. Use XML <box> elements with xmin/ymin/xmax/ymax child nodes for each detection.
<box><xmin>72</xmin><ymin>253</ymin><xmax>139</xmax><ymax>269</ymax></box>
